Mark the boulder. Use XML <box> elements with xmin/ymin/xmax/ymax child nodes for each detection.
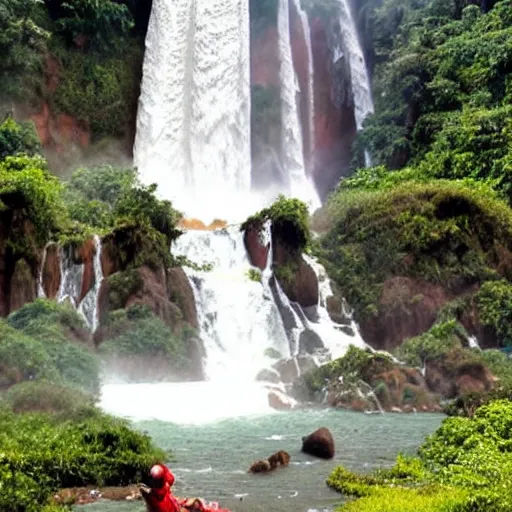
<box><xmin>301</xmin><ymin>427</ymin><xmax>335</xmax><ymax>459</ymax></box>
<box><xmin>256</xmin><ymin>368</ymin><xmax>282</xmax><ymax>384</ymax></box>
<box><xmin>268</xmin><ymin>389</ymin><xmax>297</xmax><ymax>410</ymax></box>
<box><xmin>299</xmin><ymin>329</ymin><xmax>324</xmax><ymax>353</ymax></box>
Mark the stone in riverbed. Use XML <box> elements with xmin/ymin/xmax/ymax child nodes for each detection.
<box><xmin>301</xmin><ymin>427</ymin><xmax>335</xmax><ymax>459</ymax></box>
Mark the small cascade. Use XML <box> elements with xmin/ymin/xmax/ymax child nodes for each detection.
<box><xmin>57</xmin><ymin>247</ymin><xmax>84</xmax><ymax>308</ymax></box>
<box><xmin>77</xmin><ymin>235</ymin><xmax>104</xmax><ymax>332</ymax></box>
<box><xmin>278</xmin><ymin>0</ymin><xmax>321</xmax><ymax>211</ymax></box>
<box><xmin>334</xmin><ymin>0</ymin><xmax>374</xmax><ymax>166</ymax></box>
<box><xmin>172</xmin><ymin>227</ymin><xmax>290</xmax><ymax>382</ymax></box>
<box><xmin>302</xmin><ymin>254</ymin><xmax>367</xmax><ymax>359</ymax></box>
<box><xmin>37</xmin><ymin>244</ymin><xmax>49</xmax><ymax>298</ymax></box>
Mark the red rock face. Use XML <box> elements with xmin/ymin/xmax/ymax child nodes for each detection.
<box><xmin>310</xmin><ymin>17</ymin><xmax>357</xmax><ymax>199</ymax></box>
<box><xmin>9</xmin><ymin>259</ymin><xmax>37</xmax><ymax>313</ymax></box>
<box><xmin>42</xmin><ymin>244</ymin><xmax>61</xmax><ymax>299</ymax></box>
<box><xmin>251</xmin><ymin>26</ymin><xmax>280</xmax><ymax>88</ymax></box>
<box><xmin>244</xmin><ymin>226</ymin><xmax>269</xmax><ymax>270</ymax></box>
<box><xmin>289</xmin><ymin>2</ymin><xmax>313</xmax><ymax>166</ymax></box>
<box><xmin>76</xmin><ymin>239</ymin><xmax>96</xmax><ymax>304</ymax></box>
<box><xmin>360</xmin><ymin>276</ymin><xmax>453</xmax><ymax>351</ymax></box>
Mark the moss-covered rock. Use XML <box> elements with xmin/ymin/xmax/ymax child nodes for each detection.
<box><xmin>316</xmin><ymin>180</ymin><xmax>512</xmax><ymax>348</ymax></box>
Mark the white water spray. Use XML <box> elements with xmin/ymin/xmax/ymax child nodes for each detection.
<box><xmin>173</xmin><ymin>227</ymin><xmax>290</xmax><ymax>382</ymax></box>
<box><xmin>77</xmin><ymin>235</ymin><xmax>104</xmax><ymax>332</ymax></box>
<box><xmin>133</xmin><ymin>0</ymin><xmax>252</xmax><ymax>221</ymax></box>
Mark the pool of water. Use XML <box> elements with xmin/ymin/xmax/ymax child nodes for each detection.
<box><xmin>77</xmin><ymin>407</ymin><xmax>443</xmax><ymax>512</ymax></box>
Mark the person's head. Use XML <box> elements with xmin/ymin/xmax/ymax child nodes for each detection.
<box><xmin>149</xmin><ymin>464</ymin><xmax>175</xmax><ymax>489</ymax></box>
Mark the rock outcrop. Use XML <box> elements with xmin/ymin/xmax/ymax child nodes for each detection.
<box><xmin>302</xmin><ymin>427</ymin><xmax>335</xmax><ymax>459</ymax></box>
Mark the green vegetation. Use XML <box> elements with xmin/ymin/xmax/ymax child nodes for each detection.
<box><xmin>100</xmin><ymin>305</ymin><xmax>193</xmax><ymax>380</ymax></box>
<box><xmin>317</xmin><ymin>180</ymin><xmax>512</xmax><ymax>322</ymax></box>
<box><xmin>0</xmin><ymin>118</ymin><xmax>41</xmax><ymax>160</ymax></box>
<box><xmin>242</xmin><ymin>195</ymin><xmax>311</xmax><ymax>252</ymax></box>
<box><xmin>0</xmin><ymin>300</ymin><xmax>99</xmax><ymax>394</ymax></box>
<box><xmin>0</xmin><ymin>406</ymin><xmax>165</xmax><ymax>512</ymax></box>
<box><xmin>328</xmin><ymin>399</ymin><xmax>512</xmax><ymax>511</ymax></box>
<box><xmin>352</xmin><ymin>0</ymin><xmax>512</xmax><ymax>194</ymax></box>
<box><xmin>247</xmin><ymin>268</ymin><xmax>262</xmax><ymax>282</ymax></box>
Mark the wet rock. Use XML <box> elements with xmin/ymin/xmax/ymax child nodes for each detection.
<box><xmin>256</xmin><ymin>368</ymin><xmax>282</xmax><ymax>384</ymax></box>
<box><xmin>9</xmin><ymin>259</ymin><xmax>36</xmax><ymax>313</ymax></box>
<box><xmin>299</xmin><ymin>328</ymin><xmax>324</xmax><ymax>353</ymax></box>
<box><xmin>273</xmin><ymin>358</ymin><xmax>300</xmax><ymax>384</ymax></box>
<box><xmin>76</xmin><ymin>238</ymin><xmax>96</xmax><ymax>303</ymax></box>
<box><xmin>301</xmin><ymin>427</ymin><xmax>335</xmax><ymax>459</ymax></box>
<box><xmin>268</xmin><ymin>389</ymin><xmax>297</xmax><ymax>410</ymax></box>
<box><xmin>167</xmin><ymin>267</ymin><xmax>199</xmax><ymax>329</ymax></box>
<box><xmin>244</xmin><ymin>224</ymin><xmax>269</xmax><ymax>271</ymax></box>
<box><xmin>42</xmin><ymin>243</ymin><xmax>61</xmax><ymax>299</ymax></box>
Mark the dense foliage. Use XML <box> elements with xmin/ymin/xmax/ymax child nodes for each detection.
<box><xmin>352</xmin><ymin>0</ymin><xmax>512</xmax><ymax>198</ymax></box>
<box><xmin>242</xmin><ymin>195</ymin><xmax>311</xmax><ymax>252</ymax></box>
<box><xmin>100</xmin><ymin>305</ymin><xmax>193</xmax><ymax>380</ymax></box>
<box><xmin>0</xmin><ymin>300</ymin><xmax>98</xmax><ymax>394</ymax></box>
<box><xmin>328</xmin><ymin>399</ymin><xmax>512</xmax><ymax>511</ymax></box>
<box><xmin>316</xmin><ymin>180</ymin><xmax>512</xmax><ymax>321</ymax></box>
<box><xmin>0</xmin><ymin>406</ymin><xmax>165</xmax><ymax>511</ymax></box>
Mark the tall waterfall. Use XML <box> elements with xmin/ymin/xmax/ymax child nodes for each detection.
<box><xmin>278</xmin><ymin>0</ymin><xmax>320</xmax><ymax>210</ymax></box>
<box><xmin>336</xmin><ymin>0</ymin><xmax>374</xmax><ymax>166</ymax></box>
<box><xmin>133</xmin><ymin>0</ymin><xmax>252</xmax><ymax>221</ymax></box>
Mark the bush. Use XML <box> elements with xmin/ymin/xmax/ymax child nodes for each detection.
<box><xmin>0</xmin><ymin>155</ymin><xmax>65</xmax><ymax>248</ymax></box>
<box><xmin>0</xmin><ymin>118</ymin><xmax>41</xmax><ymax>160</ymax></box>
<box><xmin>242</xmin><ymin>195</ymin><xmax>311</xmax><ymax>252</ymax></box>
<box><xmin>317</xmin><ymin>180</ymin><xmax>512</xmax><ymax>322</ymax></box>
<box><xmin>1</xmin><ymin>301</ymin><xmax>99</xmax><ymax>395</ymax></box>
<box><xmin>55</xmin><ymin>0</ymin><xmax>134</xmax><ymax>49</ymax></box>
<box><xmin>0</xmin><ymin>408</ymin><xmax>166</xmax><ymax>511</ymax></box>
<box><xmin>327</xmin><ymin>399</ymin><xmax>512</xmax><ymax>511</ymax></box>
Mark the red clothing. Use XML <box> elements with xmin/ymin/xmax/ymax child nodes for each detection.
<box><xmin>142</xmin><ymin>464</ymin><xmax>231</xmax><ymax>512</ymax></box>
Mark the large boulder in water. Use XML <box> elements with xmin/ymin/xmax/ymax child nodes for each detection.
<box><xmin>301</xmin><ymin>427</ymin><xmax>335</xmax><ymax>459</ymax></box>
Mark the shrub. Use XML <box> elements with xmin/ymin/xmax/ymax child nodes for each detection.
<box><xmin>0</xmin><ymin>118</ymin><xmax>41</xmax><ymax>160</ymax></box>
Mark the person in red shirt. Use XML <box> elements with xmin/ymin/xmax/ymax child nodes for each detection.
<box><xmin>141</xmin><ymin>464</ymin><xmax>231</xmax><ymax>512</ymax></box>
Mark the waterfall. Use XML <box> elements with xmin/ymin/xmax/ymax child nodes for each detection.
<box><xmin>172</xmin><ymin>227</ymin><xmax>290</xmax><ymax>382</ymax></box>
<box><xmin>57</xmin><ymin>247</ymin><xmax>83</xmax><ymax>308</ymax></box>
<box><xmin>37</xmin><ymin>244</ymin><xmax>49</xmax><ymax>298</ymax></box>
<box><xmin>133</xmin><ymin>0</ymin><xmax>252</xmax><ymax>221</ymax></box>
<box><xmin>77</xmin><ymin>235</ymin><xmax>104</xmax><ymax>332</ymax></box>
<box><xmin>302</xmin><ymin>254</ymin><xmax>367</xmax><ymax>359</ymax></box>
<box><xmin>335</xmin><ymin>0</ymin><xmax>374</xmax><ymax>166</ymax></box>
<box><xmin>54</xmin><ymin>236</ymin><xmax>103</xmax><ymax>332</ymax></box>
<box><xmin>278</xmin><ymin>0</ymin><xmax>321</xmax><ymax>211</ymax></box>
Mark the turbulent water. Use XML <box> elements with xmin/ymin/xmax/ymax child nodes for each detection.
<box><xmin>82</xmin><ymin>401</ymin><xmax>443</xmax><ymax>512</ymax></box>
<box><xmin>172</xmin><ymin>227</ymin><xmax>290</xmax><ymax>382</ymax></box>
<box><xmin>133</xmin><ymin>0</ymin><xmax>252</xmax><ymax>221</ymax></box>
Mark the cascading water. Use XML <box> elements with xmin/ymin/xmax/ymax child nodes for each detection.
<box><xmin>335</xmin><ymin>0</ymin><xmax>374</xmax><ymax>166</ymax></box>
<box><xmin>133</xmin><ymin>0</ymin><xmax>252</xmax><ymax>221</ymax></box>
<box><xmin>77</xmin><ymin>235</ymin><xmax>104</xmax><ymax>332</ymax></box>
<box><xmin>278</xmin><ymin>0</ymin><xmax>320</xmax><ymax>211</ymax></box>
<box><xmin>57</xmin><ymin>247</ymin><xmax>84</xmax><ymax>308</ymax></box>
